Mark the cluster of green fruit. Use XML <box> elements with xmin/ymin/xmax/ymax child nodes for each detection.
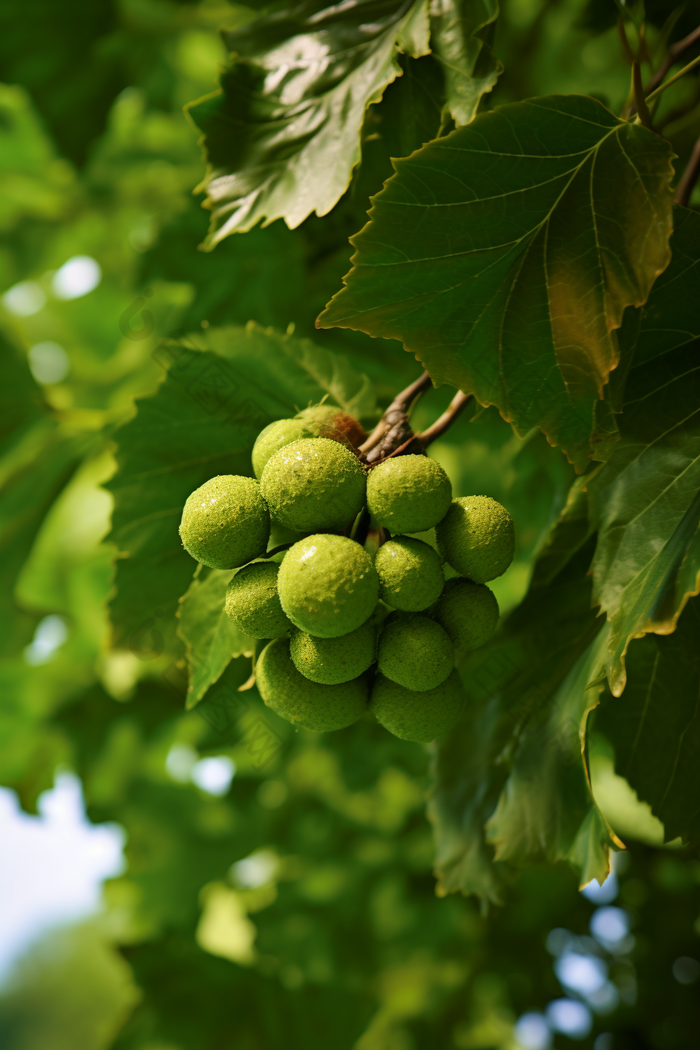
<box><xmin>179</xmin><ymin>404</ymin><xmax>514</xmax><ymax>743</ymax></box>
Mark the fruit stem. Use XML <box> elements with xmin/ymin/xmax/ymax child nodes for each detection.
<box><xmin>416</xmin><ymin>391</ymin><xmax>472</xmax><ymax>448</ymax></box>
<box><xmin>359</xmin><ymin>371</ymin><xmax>432</xmax><ymax>458</ymax></box>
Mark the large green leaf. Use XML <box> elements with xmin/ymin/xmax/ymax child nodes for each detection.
<box><xmin>318</xmin><ymin>95</ymin><xmax>675</xmax><ymax>469</ymax></box>
<box><xmin>187</xmin><ymin>0</ymin><xmax>432</xmax><ymax>245</ymax></box>
<box><xmin>186</xmin><ymin>0</ymin><xmax>502</xmax><ymax>245</ymax></box>
<box><xmin>429</xmin><ymin>541</ymin><xmax>609</xmax><ymax>902</ymax></box>
<box><xmin>484</xmin><ymin>626</ymin><xmax>614</xmax><ymax>887</ymax></box>
<box><xmin>595</xmin><ymin>597</ymin><xmax>700</xmax><ymax>846</ymax></box>
<box><xmin>587</xmin><ymin>340</ymin><xmax>700</xmax><ymax>696</ymax></box>
<box><xmin>106</xmin><ymin>324</ymin><xmax>375</xmax><ymax>665</ymax></box>
<box><xmin>177</xmin><ymin>566</ymin><xmax>254</xmax><ymax>709</ymax></box>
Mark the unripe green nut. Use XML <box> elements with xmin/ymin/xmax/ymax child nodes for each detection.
<box><xmin>370</xmin><ymin>671</ymin><xmax>466</xmax><ymax>743</ymax></box>
<box><xmin>252</xmin><ymin>419</ymin><xmax>321</xmax><ymax>479</ymax></box>
<box><xmin>277</xmin><ymin>534</ymin><xmax>379</xmax><ymax>638</ymax></box>
<box><xmin>260</xmin><ymin>438</ymin><xmax>366</xmax><ymax>532</ymax></box>
<box><xmin>225</xmin><ymin>562</ymin><xmax>291</xmax><ymax>639</ymax></box>
<box><xmin>377</xmin><ymin>614</ymin><xmax>454</xmax><ymax>691</ymax></box>
<box><xmin>434</xmin><ymin>577</ymin><xmax>499</xmax><ymax>652</ymax></box>
<box><xmin>366</xmin><ymin>455</ymin><xmax>452</xmax><ymax>534</ymax></box>
<box><xmin>290</xmin><ymin>621</ymin><xmax>376</xmax><ymax>684</ymax></box>
<box><xmin>374</xmin><ymin>536</ymin><xmax>444</xmax><ymax>611</ymax></box>
<box><xmin>256</xmin><ymin>637</ymin><xmax>366</xmax><ymax>732</ymax></box>
<box><xmin>179</xmin><ymin>475</ymin><xmax>269</xmax><ymax>570</ymax></box>
<box><xmin>435</xmin><ymin>496</ymin><xmax>514</xmax><ymax>583</ymax></box>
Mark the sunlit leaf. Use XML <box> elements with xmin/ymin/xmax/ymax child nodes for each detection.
<box><xmin>187</xmin><ymin>0</ymin><xmax>502</xmax><ymax>245</ymax></box>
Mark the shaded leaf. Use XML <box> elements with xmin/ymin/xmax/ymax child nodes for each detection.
<box><xmin>529</xmin><ymin>475</ymin><xmax>592</xmax><ymax>590</ymax></box>
<box><xmin>177</xmin><ymin>566</ymin><xmax>254</xmax><ymax>709</ymax></box>
<box><xmin>635</xmin><ymin>206</ymin><xmax>700</xmax><ymax>366</ymax></box>
<box><xmin>596</xmin><ymin>596</ymin><xmax>700</xmax><ymax>845</ymax></box>
<box><xmin>429</xmin><ymin>541</ymin><xmax>608</xmax><ymax>901</ymax></box>
<box><xmin>485</xmin><ymin>626</ymin><xmax>614</xmax><ymax>887</ymax></box>
<box><xmin>187</xmin><ymin>0</ymin><xmax>433</xmax><ymax>244</ymax></box>
<box><xmin>319</xmin><ymin>95</ymin><xmax>675</xmax><ymax>469</ymax></box>
<box><xmin>587</xmin><ymin>341</ymin><xmax>700</xmax><ymax>695</ymax></box>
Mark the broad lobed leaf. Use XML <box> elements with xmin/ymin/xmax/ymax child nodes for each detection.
<box><xmin>319</xmin><ymin>94</ymin><xmax>675</xmax><ymax>469</ymax></box>
<box><xmin>187</xmin><ymin>0</ymin><xmax>501</xmax><ymax>244</ymax></box>
<box><xmin>586</xmin><ymin>210</ymin><xmax>700</xmax><ymax>695</ymax></box>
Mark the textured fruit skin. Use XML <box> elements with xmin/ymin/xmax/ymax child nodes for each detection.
<box><xmin>252</xmin><ymin>419</ymin><xmax>322</xmax><ymax>479</ymax></box>
<box><xmin>436</xmin><ymin>495</ymin><xmax>514</xmax><ymax>583</ymax></box>
<box><xmin>366</xmin><ymin>455</ymin><xmax>452</xmax><ymax>533</ymax></box>
<box><xmin>277</xmin><ymin>534</ymin><xmax>379</xmax><ymax>638</ymax></box>
<box><xmin>434</xmin><ymin>577</ymin><xmax>499</xmax><ymax>652</ymax></box>
<box><xmin>290</xmin><ymin>621</ymin><xmax>376</xmax><ymax>684</ymax></box>
<box><xmin>260</xmin><ymin>437</ymin><xmax>366</xmax><ymax>532</ymax></box>
<box><xmin>374</xmin><ymin>536</ymin><xmax>444</xmax><ymax>611</ymax></box>
<box><xmin>370</xmin><ymin>671</ymin><xmax>466</xmax><ymax>743</ymax></box>
<box><xmin>256</xmin><ymin>638</ymin><xmax>366</xmax><ymax>731</ymax></box>
<box><xmin>225</xmin><ymin>562</ymin><xmax>290</xmax><ymax>639</ymax></box>
<box><xmin>179</xmin><ymin>475</ymin><xmax>269</xmax><ymax>569</ymax></box>
<box><xmin>296</xmin><ymin>405</ymin><xmax>367</xmax><ymax>448</ymax></box>
<box><xmin>377</xmin><ymin>614</ymin><xmax>454</xmax><ymax>691</ymax></box>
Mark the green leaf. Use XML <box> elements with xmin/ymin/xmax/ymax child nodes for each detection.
<box><xmin>587</xmin><ymin>341</ymin><xmax>700</xmax><ymax>696</ymax></box>
<box><xmin>177</xmin><ymin>566</ymin><xmax>254</xmax><ymax>709</ymax></box>
<box><xmin>635</xmin><ymin>206</ymin><xmax>700</xmax><ymax>365</ymax></box>
<box><xmin>484</xmin><ymin>626</ymin><xmax>614</xmax><ymax>887</ymax></box>
<box><xmin>595</xmin><ymin>597</ymin><xmax>700</xmax><ymax>846</ymax></box>
<box><xmin>529</xmin><ymin>475</ymin><xmax>592</xmax><ymax>590</ymax></box>
<box><xmin>186</xmin><ymin>0</ymin><xmax>433</xmax><ymax>244</ymax></box>
<box><xmin>318</xmin><ymin>95</ymin><xmax>675</xmax><ymax>469</ymax></box>
<box><xmin>106</xmin><ymin>324</ymin><xmax>375</xmax><ymax>668</ymax></box>
<box><xmin>429</xmin><ymin>541</ymin><xmax>609</xmax><ymax>901</ymax></box>
<box><xmin>428</xmin><ymin>0</ymin><xmax>501</xmax><ymax>125</ymax></box>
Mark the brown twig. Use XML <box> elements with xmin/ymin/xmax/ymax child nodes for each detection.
<box><xmin>359</xmin><ymin>371</ymin><xmax>432</xmax><ymax>456</ymax></box>
<box><xmin>675</xmin><ymin>135</ymin><xmax>700</xmax><ymax>207</ymax></box>
<box><xmin>415</xmin><ymin>391</ymin><xmax>472</xmax><ymax>449</ymax></box>
<box><xmin>632</xmin><ymin>61</ymin><xmax>653</xmax><ymax>127</ymax></box>
<box><xmin>644</xmin><ymin>23</ymin><xmax>700</xmax><ymax>98</ymax></box>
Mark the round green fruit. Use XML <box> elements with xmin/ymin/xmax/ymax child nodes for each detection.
<box><xmin>435</xmin><ymin>495</ymin><xmax>514</xmax><ymax>583</ymax></box>
<box><xmin>374</xmin><ymin>536</ymin><xmax>444</xmax><ymax>611</ymax></box>
<box><xmin>260</xmin><ymin>438</ymin><xmax>366</xmax><ymax>532</ymax></box>
<box><xmin>252</xmin><ymin>418</ymin><xmax>321</xmax><ymax>479</ymax></box>
<box><xmin>256</xmin><ymin>638</ymin><xmax>367</xmax><ymax>732</ymax></box>
<box><xmin>377</xmin><ymin>614</ymin><xmax>454</xmax><ymax>691</ymax></box>
<box><xmin>225</xmin><ymin>562</ymin><xmax>291</xmax><ymax>639</ymax></box>
<box><xmin>179</xmin><ymin>475</ymin><xmax>269</xmax><ymax>570</ymax></box>
<box><xmin>277</xmin><ymin>534</ymin><xmax>379</xmax><ymax>638</ymax></box>
<box><xmin>290</xmin><ymin>621</ymin><xmax>376</xmax><ymax>684</ymax></box>
<box><xmin>366</xmin><ymin>455</ymin><xmax>452</xmax><ymax>534</ymax></box>
<box><xmin>434</xmin><ymin>577</ymin><xmax>499</xmax><ymax>652</ymax></box>
<box><xmin>370</xmin><ymin>671</ymin><xmax>466</xmax><ymax>743</ymax></box>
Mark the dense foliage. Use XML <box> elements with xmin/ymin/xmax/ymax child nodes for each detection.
<box><xmin>1</xmin><ymin>1</ymin><xmax>699</xmax><ymax>1048</ymax></box>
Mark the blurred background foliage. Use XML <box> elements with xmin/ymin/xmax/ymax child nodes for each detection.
<box><xmin>0</xmin><ymin>1</ymin><xmax>698</xmax><ymax>1048</ymax></box>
